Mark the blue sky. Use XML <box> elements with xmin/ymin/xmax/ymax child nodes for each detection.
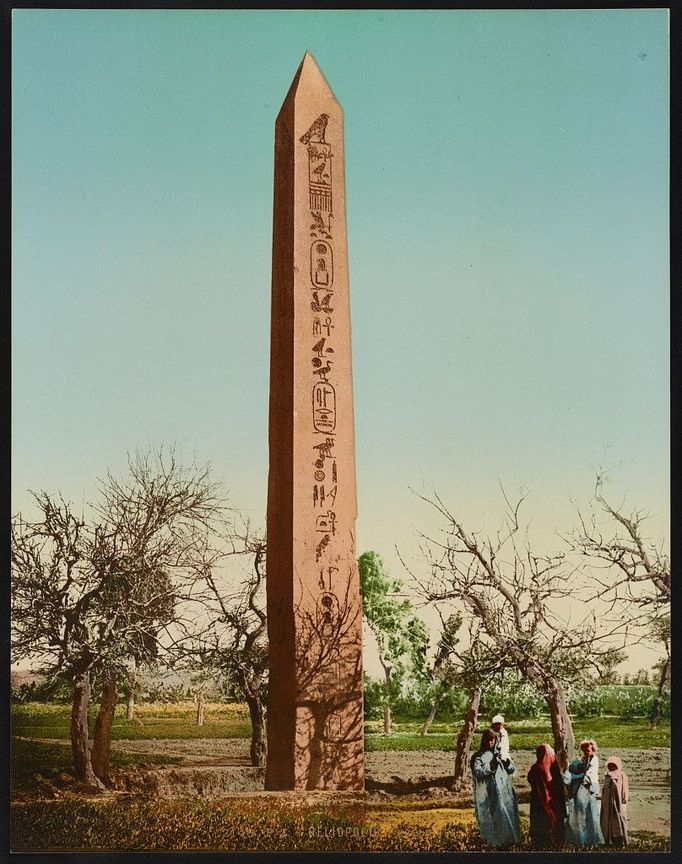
<box><xmin>12</xmin><ymin>9</ymin><xmax>669</xmax><ymax>670</ymax></box>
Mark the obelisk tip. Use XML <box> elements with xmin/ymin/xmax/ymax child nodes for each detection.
<box><xmin>277</xmin><ymin>51</ymin><xmax>338</xmax><ymax>119</ymax></box>
<box><xmin>298</xmin><ymin>51</ymin><xmax>330</xmax><ymax>86</ymax></box>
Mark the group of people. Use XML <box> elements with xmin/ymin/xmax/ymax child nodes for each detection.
<box><xmin>470</xmin><ymin>714</ymin><xmax>630</xmax><ymax>849</ymax></box>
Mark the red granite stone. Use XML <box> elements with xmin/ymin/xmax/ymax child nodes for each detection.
<box><xmin>265</xmin><ymin>52</ymin><xmax>364</xmax><ymax>791</ymax></box>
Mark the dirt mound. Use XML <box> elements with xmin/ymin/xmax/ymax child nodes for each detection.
<box><xmin>109</xmin><ymin>764</ymin><xmax>264</xmax><ymax>797</ymax></box>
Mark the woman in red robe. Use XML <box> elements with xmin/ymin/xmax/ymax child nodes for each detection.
<box><xmin>527</xmin><ymin>743</ymin><xmax>567</xmax><ymax>848</ymax></box>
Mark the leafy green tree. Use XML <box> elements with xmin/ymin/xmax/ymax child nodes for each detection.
<box><xmin>358</xmin><ymin>551</ymin><xmax>428</xmax><ymax>735</ymax></box>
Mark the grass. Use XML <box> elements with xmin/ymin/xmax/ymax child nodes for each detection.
<box><xmin>13</xmin><ymin>702</ymin><xmax>670</xmax><ymax>750</ymax></box>
<box><xmin>11</xmin><ymin>701</ymin><xmax>252</xmax><ymax>741</ymax></box>
<box><xmin>9</xmin><ymin>798</ymin><xmax>669</xmax><ymax>853</ymax></box>
<box><xmin>366</xmin><ymin>717</ymin><xmax>670</xmax><ymax>751</ymax></box>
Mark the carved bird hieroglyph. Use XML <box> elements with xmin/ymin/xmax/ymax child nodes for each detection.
<box><xmin>310</xmin><ymin>212</ymin><xmax>326</xmax><ymax>232</ymax></box>
<box><xmin>313</xmin><ymin>362</ymin><xmax>333</xmax><ymax>379</ymax></box>
<box><xmin>300</xmin><ymin>113</ymin><xmax>329</xmax><ymax>145</ymax></box>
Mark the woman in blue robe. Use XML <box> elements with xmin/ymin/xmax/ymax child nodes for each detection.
<box><xmin>562</xmin><ymin>739</ymin><xmax>604</xmax><ymax>846</ymax></box>
<box><xmin>471</xmin><ymin>729</ymin><xmax>521</xmax><ymax>848</ymax></box>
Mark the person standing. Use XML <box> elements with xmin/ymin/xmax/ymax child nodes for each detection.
<box><xmin>527</xmin><ymin>743</ymin><xmax>567</xmax><ymax>848</ymax></box>
<box><xmin>563</xmin><ymin>739</ymin><xmax>604</xmax><ymax>846</ymax></box>
<box><xmin>490</xmin><ymin>714</ymin><xmax>510</xmax><ymax>762</ymax></box>
<box><xmin>600</xmin><ymin>756</ymin><xmax>630</xmax><ymax>847</ymax></box>
<box><xmin>471</xmin><ymin>729</ymin><xmax>521</xmax><ymax>848</ymax></box>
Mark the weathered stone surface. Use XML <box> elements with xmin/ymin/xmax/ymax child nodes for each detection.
<box><xmin>265</xmin><ymin>52</ymin><xmax>364</xmax><ymax>791</ymax></box>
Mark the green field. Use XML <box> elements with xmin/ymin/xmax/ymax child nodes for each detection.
<box><xmin>13</xmin><ymin>701</ymin><xmax>670</xmax><ymax>751</ymax></box>
<box><xmin>365</xmin><ymin>717</ymin><xmax>670</xmax><ymax>750</ymax></box>
<box><xmin>11</xmin><ymin>701</ymin><xmax>252</xmax><ymax>741</ymax></box>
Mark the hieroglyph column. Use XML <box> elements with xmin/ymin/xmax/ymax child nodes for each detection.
<box><xmin>265</xmin><ymin>52</ymin><xmax>364</xmax><ymax>791</ymax></box>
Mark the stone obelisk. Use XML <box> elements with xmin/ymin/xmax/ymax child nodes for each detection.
<box><xmin>265</xmin><ymin>52</ymin><xmax>364</xmax><ymax>791</ymax></box>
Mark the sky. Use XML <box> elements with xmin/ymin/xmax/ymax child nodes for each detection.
<box><xmin>12</xmin><ymin>9</ymin><xmax>669</xmax><ymax>675</ymax></box>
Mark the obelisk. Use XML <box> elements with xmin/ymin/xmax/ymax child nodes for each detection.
<box><xmin>265</xmin><ymin>52</ymin><xmax>364</xmax><ymax>791</ymax></box>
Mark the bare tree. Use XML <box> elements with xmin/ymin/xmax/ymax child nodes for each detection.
<box><xmin>407</xmin><ymin>489</ymin><xmax>629</xmax><ymax>769</ymax></box>
<box><xmin>420</xmin><ymin>613</ymin><xmax>464</xmax><ymax>737</ymax></box>
<box><xmin>200</xmin><ymin>521</ymin><xmax>269</xmax><ymax>767</ymax></box>
<box><xmin>11</xmin><ymin>449</ymin><xmax>224</xmax><ymax>786</ymax></box>
<box><xmin>568</xmin><ymin>472</ymin><xmax>670</xmax><ymax>612</ymax></box>
<box><xmin>12</xmin><ymin>492</ymin><xmax>104</xmax><ymax>787</ymax></box>
<box><xmin>568</xmin><ymin>472</ymin><xmax>670</xmax><ymax>728</ymax></box>
<box><xmin>420</xmin><ymin>613</ymin><xmax>511</xmax><ymax>788</ymax></box>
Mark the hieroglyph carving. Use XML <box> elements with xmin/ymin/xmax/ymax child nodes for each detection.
<box><xmin>311</xmin><ymin>241</ymin><xmax>333</xmax><ymax>288</ymax></box>
<box><xmin>300</xmin><ymin>114</ymin><xmax>332</xmax><ymax>213</ymax></box>
<box><xmin>303</xmin><ymin>115</ymin><xmax>341</xmax><ymax>587</ymax></box>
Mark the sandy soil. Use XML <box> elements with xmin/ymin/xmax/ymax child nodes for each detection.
<box><xmin>101</xmin><ymin>738</ymin><xmax>670</xmax><ymax>836</ymax></box>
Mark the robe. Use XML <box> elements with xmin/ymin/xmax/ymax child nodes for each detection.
<box><xmin>600</xmin><ymin>757</ymin><xmax>629</xmax><ymax>846</ymax></box>
<box><xmin>471</xmin><ymin>750</ymin><xmax>521</xmax><ymax>848</ymax></box>
<box><xmin>527</xmin><ymin>744</ymin><xmax>566</xmax><ymax>848</ymax></box>
<box><xmin>563</xmin><ymin>756</ymin><xmax>604</xmax><ymax>846</ymax></box>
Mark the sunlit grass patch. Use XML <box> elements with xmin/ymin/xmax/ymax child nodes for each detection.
<box><xmin>365</xmin><ymin>804</ymin><xmax>475</xmax><ymax>834</ymax></box>
<box><xmin>365</xmin><ymin>732</ymin><xmax>457</xmax><ymax>751</ymax></box>
<box><xmin>11</xmin><ymin>798</ymin><xmax>668</xmax><ymax>852</ymax></box>
<box><xmin>8</xmin><ymin>798</ymin><xmax>490</xmax><ymax>852</ymax></box>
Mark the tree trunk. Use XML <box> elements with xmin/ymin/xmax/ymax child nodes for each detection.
<box><xmin>382</xmin><ymin>665</ymin><xmax>392</xmax><ymax>736</ymax></box>
<box><xmin>452</xmin><ymin>686</ymin><xmax>482</xmax><ymax>789</ymax></box>
<box><xmin>544</xmin><ymin>676</ymin><xmax>574</xmax><ymax>771</ymax></box>
<box><xmin>196</xmin><ymin>690</ymin><xmax>205</xmax><ymax>726</ymax></box>
<box><xmin>91</xmin><ymin>671</ymin><xmax>117</xmax><ymax>784</ymax></box>
<box><xmin>245</xmin><ymin>694</ymin><xmax>267</xmax><ymax>767</ymax></box>
<box><xmin>126</xmin><ymin>689</ymin><xmax>135</xmax><ymax>721</ymax></box>
<box><xmin>383</xmin><ymin>703</ymin><xmax>392</xmax><ymax>736</ymax></box>
<box><xmin>421</xmin><ymin>692</ymin><xmax>444</xmax><ymax>736</ymax></box>
<box><xmin>70</xmin><ymin>671</ymin><xmax>102</xmax><ymax>788</ymax></box>
<box><xmin>649</xmin><ymin>654</ymin><xmax>671</xmax><ymax>729</ymax></box>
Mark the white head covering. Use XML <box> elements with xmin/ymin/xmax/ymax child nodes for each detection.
<box><xmin>492</xmin><ymin>714</ymin><xmax>505</xmax><ymax>724</ymax></box>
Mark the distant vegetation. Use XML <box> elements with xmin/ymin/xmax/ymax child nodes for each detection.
<box><xmin>363</xmin><ymin>676</ymin><xmax>670</xmax><ymax>724</ymax></box>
